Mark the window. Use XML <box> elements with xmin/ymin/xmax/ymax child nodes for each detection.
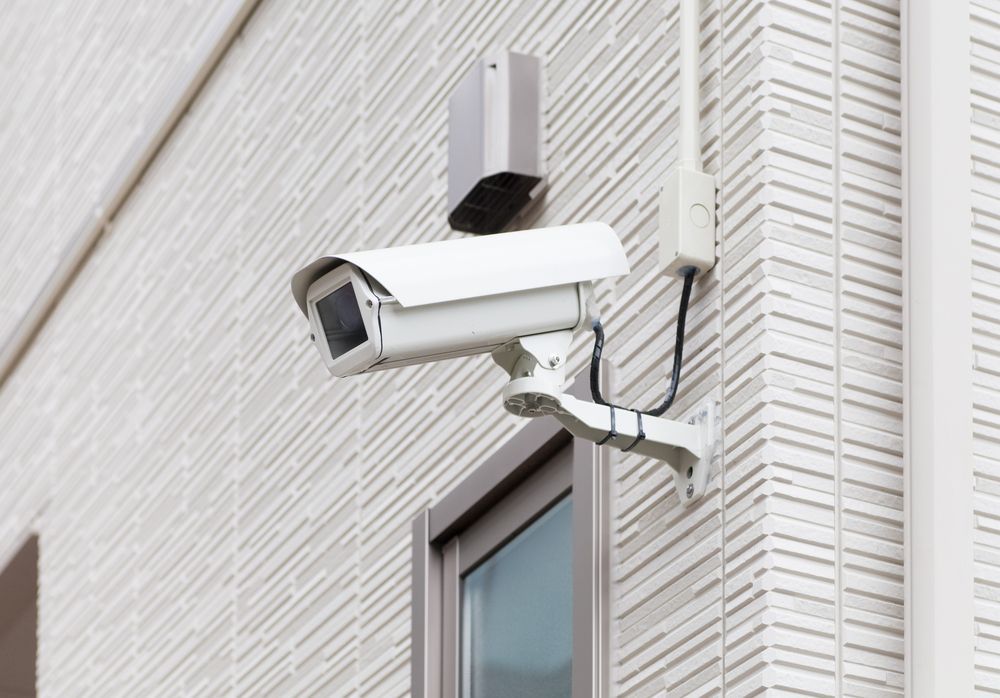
<box><xmin>461</xmin><ymin>492</ymin><xmax>573</xmax><ymax>697</ymax></box>
<box><xmin>412</xmin><ymin>372</ymin><xmax>609</xmax><ymax>698</ymax></box>
<box><xmin>0</xmin><ymin>536</ymin><xmax>37</xmax><ymax>698</ymax></box>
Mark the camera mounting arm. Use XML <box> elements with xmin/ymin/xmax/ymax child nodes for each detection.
<box><xmin>491</xmin><ymin>330</ymin><xmax>715</xmax><ymax>506</ymax></box>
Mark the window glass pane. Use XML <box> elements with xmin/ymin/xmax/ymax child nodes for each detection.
<box><xmin>315</xmin><ymin>283</ymin><xmax>367</xmax><ymax>358</ymax></box>
<box><xmin>461</xmin><ymin>495</ymin><xmax>572</xmax><ymax>698</ymax></box>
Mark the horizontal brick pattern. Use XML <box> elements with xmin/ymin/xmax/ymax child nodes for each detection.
<box><xmin>837</xmin><ymin>0</ymin><xmax>904</xmax><ymax>693</ymax></box>
<box><xmin>972</xmin><ymin>0</ymin><xmax>1000</xmax><ymax>692</ymax></box>
<box><xmin>0</xmin><ymin>0</ymin><xmax>221</xmax><ymax>348</ymax></box>
<box><xmin>0</xmin><ymin>0</ymin><xmax>906</xmax><ymax>695</ymax></box>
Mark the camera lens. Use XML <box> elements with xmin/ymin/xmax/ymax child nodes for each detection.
<box><xmin>335</xmin><ymin>290</ymin><xmax>365</xmax><ymax>332</ymax></box>
<box><xmin>316</xmin><ymin>283</ymin><xmax>369</xmax><ymax>358</ymax></box>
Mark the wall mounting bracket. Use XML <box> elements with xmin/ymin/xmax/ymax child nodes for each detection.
<box><xmin>492</xmin><ymin>331</ymin><xmax>714</xmax><ymax>505</ymax></box>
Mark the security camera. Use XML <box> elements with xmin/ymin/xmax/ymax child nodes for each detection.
<box><xmin>290</xmin><ymin>223</ymin><xmax>629</xmax><ymax>378</ymax></box>
<box><xmin>290</xmin><ymin>222</ymin><xmax>716</xmax><ymax>506</ymax></box>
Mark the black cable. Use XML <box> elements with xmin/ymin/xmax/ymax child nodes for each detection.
<box><xmin>590</xmin><ymin>265</ymin><xmax>697</xmax><ymax>417</ymax></box>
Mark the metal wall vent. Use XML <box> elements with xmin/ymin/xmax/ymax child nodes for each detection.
<box><xmin>447</xmin><ymin>52</ymin><xmax>545</xmax><ymax>234</ymax></box>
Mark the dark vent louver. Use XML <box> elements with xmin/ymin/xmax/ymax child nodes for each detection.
<box><xmin>448</xmin><ymin>172</ymin><xmax>542</xmax><ymax>234</ymax></box>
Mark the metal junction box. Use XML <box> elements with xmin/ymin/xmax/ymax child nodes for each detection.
<box><xmin>447</xmin><ymin>52</ymin><xmax>545</xmax><ymax>234</ymax></box>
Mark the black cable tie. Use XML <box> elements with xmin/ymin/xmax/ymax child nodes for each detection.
<box><xmin>622</xmin><ymin>410</ymin><xmax>646</xmax><ymax>452</ymax></box>
<box><xmin>596</xmin><ymin>405</ymin><xmax>617</xmax><ymax>445</ymax></box>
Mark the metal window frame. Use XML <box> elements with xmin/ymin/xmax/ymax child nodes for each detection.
<box><xmin>0</xmin><ymin>534</ymin><xmax>38</xmax><ymax>697</ymax></box>
<box><xmin>411</xmin><ymin>369</ymin><xmax>611</xmax><ymax>698</ymax></box>
<box><xmin>455</xmin><ymin>444</ymin><xmax>573</xmax><ymax>577</ymax></box>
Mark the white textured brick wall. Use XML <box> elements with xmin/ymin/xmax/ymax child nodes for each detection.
<box><xmin>0</xmin><ymin>0</ymin><xmax>906</xmax><ymax>695</ymax></box>
<box><xmin>973</xmin><ymin>0</ymin><xmax>1000</xmax><ymax>692</ymax></box>
<box><xmin>0</xmin><ymin>0</ymin><xmax>223</xmax><ymax>345</ymax></box>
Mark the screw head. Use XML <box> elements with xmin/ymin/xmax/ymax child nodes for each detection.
<box><xmin>686</xmin><ymin>484</ymin><xmax>695</xmax><ymax>499</ymax></box>
<box><xmin>548</xmin><ymin>354</ymin><xmax>561</xmax><ymax>368</ymax></box>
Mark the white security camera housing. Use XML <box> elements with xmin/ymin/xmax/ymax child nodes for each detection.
<box><xmin>290</xmin><ymin>223</ymin><xmax>629</xmax><ymax>377</ymax></box>
<box><xmin>290</xmin><ymin>222</ymin><xmax>718</xmax><ymax>506</ymax></box>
